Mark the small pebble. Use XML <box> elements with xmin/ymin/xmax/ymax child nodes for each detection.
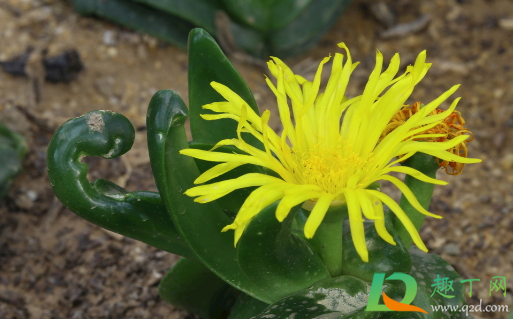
<box><xmin>499</xmin><ymin>18</ymin><xmax>513</xmax><ymax>30</ymax></box>
<box><xmin>500</xmin><ymin>153</ymin><xmax>513</xmax><ymax>170</ymax></box>
<box><xmin>15</xmin><ymin>193</ymin><xmax>34</xmax><ymax>210</ymax></box>
<box><xmin>26</xmin><ymin>190</ymin><xmax>38</xmax><ymax>201</ymax></box>
<box><xmin>102</xmin><ymin>30</ymin><xmax>117</xmax><ymax>46</ymax></box>
<box><xmin>493</xmin><ymin>131</ymin><xmax>505</xmax><ymax>148</ymax></box>
<box><xmin>94</xmin><ymin>76</ymin><xmax>115</xmax><ymax>97</ymax></box>
<box><xmin>368</xmin><ymin>2</ymin><xmax>396</xmax><ymax>27</ymax></box>
<box><xmin>107</xmin><ymin>47</ymin><xmax>118</xmax><ymax>57</ymax></box>
<box><xmin>380</xmin><ymin>14</ymin><xmax>431</xmax><ymax>39</ymax></box>
<box><xmin>443</xmin><ymin>243</ymin><xmax>460</xmax><ymax>256</ymax></box>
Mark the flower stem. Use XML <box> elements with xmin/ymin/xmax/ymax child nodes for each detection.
<box><xmin>308</xmin><ymin>204</ymin><xmax>348</xmax><ymax>277</ymax></box>
<box><xmin>394</xmin><ymin>153</ymin><xmax>439</xmax><ymax>248</ymax></box>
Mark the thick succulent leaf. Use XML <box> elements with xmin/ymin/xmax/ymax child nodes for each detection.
<box><xmin>251</xmin><ymin>275</ymin><xmax>407</xmax><ymax>319</ymax></box>
<box><xmin>0</xmin><ymin>124</ymin><xmax>27</xmax><ymax>199</ymax></box>
<box><xmin>188</xmin><ymin>141</ymin><xmax>263</xmax><ymax>215</ymax></box>
<box><xmin>342</xmin><ymin>211</ymin><xmax>412</xmax><ymax>282</ymax></box>
<box><xmin>188</xmin><ymin>28</ymin><xmax>263</xmax><ymax>148</ymax></box>
<box><xmin>269</xmin><ymin>0</ymin><xmax>354</xmax><ymax>58</ymax></box>
<box><xmin>227</xmin><ymin>293</ymin><xmax>269</xmax><ymax>319</ymax></box>
<box><xmin>409</xmin><ymin>247</ymin><xmax>468</xmax><ymax>319</ymax></box>
<box><xmin>128</xmin><ymin>0</ymin><xmax>266</xmax><ymax>57</ymax></box>
<box><xmin>72</xmin><ymin>0</ymin><xmax>353</xmax><ymax>59</ymax></box>
<box><xmin>159</xmin><ymin>257</ymin><xmax>240</xmax><ymax>319</ymax></box>
<box><xmin>221</xmin><ymin>0</ymin><xmax>313</xmax><ymax>32</ymax></box>
<box><xmin>0</xmin><ymin>146</ymin><xmax>23</xmax><ymax>200</ymax></box>
<box><xmin>130</xmin><ymin>0</ymin><xmax>220</xmax><ymax>34</ymax></box>
<box><xmin>237</xmin><ymin>202</ymin><xmax>331</xmax><ymax>301</ymax></box>
<box><xmin>395</xmin><ymin>153</ymin><xmax>440</xmax><ymax>248</ymax></box>
<box><xmin>249</xmin><ymin>249</ymin><xmax>469</xmax><ymax>318</ymax></box>
<box><xmin>0</xmin><ymin>123</ymin><xmax>27</xmax><ymax>159</ymax></box>
<box><xmin>71</xmin><ymin>0</ymin><xmax>194</xmax><ymax>50</ymax></box>
<box><xmin>146</xmin><ymin>89</ymin><xmax>273</xmax><ymax>304</ymax></box>
<box><xmin>46</xmin><ymin>110</ymin><xmax>194</xmax><ymax>259</ymax></box>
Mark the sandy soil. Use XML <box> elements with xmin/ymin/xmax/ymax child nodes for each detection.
<box><xmin>1</xmin><ymin>0</ymin><xmax>513</xmax><ymax>318</ymax></box>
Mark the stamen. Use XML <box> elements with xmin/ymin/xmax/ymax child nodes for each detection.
<box><xmin>294</xmin><ymin>142</ymin><xmax>373</xmax><ymax>194</ymax></box>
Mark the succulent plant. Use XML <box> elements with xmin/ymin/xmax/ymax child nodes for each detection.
<box><xmin>0</xmin><ymin>124</ymin><xmax>27</xmax><ymax>201</ymax></box>
<box><xmin>71</xmin><ymin>0</ymin><xmax>354</xmax><ymax>59</ymax></box>
<box><xmin>47</xmin><ymin>29</ymin><xmax>477</xmax><ymax>318</ymax></box>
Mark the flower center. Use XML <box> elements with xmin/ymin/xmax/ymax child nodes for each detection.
<box><xmin>294</xmin><ymin>143</ymin><xmax>372</xmax><ymax>194</ymax></box>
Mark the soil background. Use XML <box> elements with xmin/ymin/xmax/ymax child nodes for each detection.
<box><xmin>1</xmin><ymin>0</ymin><xmax>513</xmax><ymax>318</ymax></box>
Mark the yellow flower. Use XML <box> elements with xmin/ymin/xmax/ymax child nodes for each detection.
<box><xmin>180</xmin><ymin>43</ymin><xmax>481</xmax><ymax>262</ymax></box>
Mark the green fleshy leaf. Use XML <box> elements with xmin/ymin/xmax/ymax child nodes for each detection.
<box><xmin>395</xmin><ymin>153</ymin><xmax>440</xmax><ymax>248</ymax></box>
<box><xmin>269</xmin><ymin>0</ymin><xmax>354</xmax><ymax>58</ymax></box>
<box><xmin>227</xmin><ymin>293</ymin><xmax>269</xmax><ymax>319</ymax></box>
<box><xmin>159</xmin><ymin>258</ymin><xmax>240</xmax><ymax>319</ymax></box>
<box><xmin>342</xmin><ymin>211</ymin><xmax>412</xmax><ymax>282</ymax></box>
<box><xmin>251</xmin><ymin>275</ymin><xmax>407</xmax><ymax>318</ymax></box>
<box><xmin>0</xmin><ymin>123</ymin><xmax>27</xmax><ymax>159</ymax></box>
<box><xmin>0</xmin><ymin>146</ymin><xmax>23</xmax><ymax>200</ymax></box>
<box><xmin>46</xmin><ymin>110</ymin><xmax>194</xmax><ymax>258</ymax></box>
<box><xmin>305</xmin><ymin>204</ymin><xmax>347</xmax><ymax>277</ymax></box>
<box><xmin>130</xmin><ymin>0</ymin><xmax>220</xmax><ymax>34</ymax></box>
<box><xmin>221</xmin><ymin>0</ymin><xmax>313</xmax><ymax>32</ymax></box>
<box><xmin>128</xmin><ymin>0</ymin><xmax>267</xmax><ymax>57</ymax></box>
<box><xmin>71</xmin><ymin>0</ymin><xmax>194</xmax><ymax>50</ymax></box>
<box><xmin>409</xmin><ymin>247</ymin><xmax>468</xmax><ymax>319</ymax></box>
<box><xmin>249</xmin><ymin>249</ymin><xmax>469</xmax><ymax>318</ymax></box>
<box><xmin>237</xmin><ymin>202</ymin><xmax>331</xmax><ymax>301</ymax></box>
<box><xmin>188</xmin><ymin>28</ymin><xmax>263</xmax><ymax>148</ymax></box>
<box><xmin>146</xmin><ymin>89</ymin><xmax>273</xmax><ymax>304</ymax></box>
<box><xmin>0</xmin><ymin>124</ymin><xmax>26</xmax><ymax>200</ymax></box>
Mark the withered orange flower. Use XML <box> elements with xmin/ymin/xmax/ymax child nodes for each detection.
<box><xmin>382</xmin><ymin>102</ymin><xmax>474</xmax><ymax>175</ymax></box>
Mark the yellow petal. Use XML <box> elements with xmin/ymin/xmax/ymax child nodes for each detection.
<box><xmin>270</xmin><ymin>57</ymin><xmax>303</xmax><ymax>101</ymax></box>
<box><xmin>179</xmin><ymin>148</ymin><xmax>267</xmax><ymax>166</ymax></box>
<box><xmin>295</xmin><ymin>74</ymin><xmax>307</xmax><ymax>84</ymax></box>
<box><xmin>367</xmin><ymin>190</ymin><xmax>428</xmax><ymax>252</ymax></box>
<box><xmin>304</xmin><ymin>193</ymin><xmax>337</xmax><ymax>239</ymax></box>
<box><xmin>232</xmin><ymin>183</ymin><xmax>290</xmax><ymax>245</ymax></box>
<box><xmin>419</xmin><ymin>85</ymin><xmax>460</xmax><ymax>115</ymax></box>
<box><xmin>402</xmin><ymin>121</ymin><xmax>445</xmax><ymax>140</ymax></box>
<box><xmin>416</xmin><ymin>97</ymin><xmax>461</xmax><ymax>126</ymax></box>
<box><xmin>194</xmin><ymin>191</ymin><xmax>231</xmax><ymax>203</ymax></box>
<box><xmin>232</xmin><ymin>183</ymin><xmax>289</xmax><ymax>227</ymax></box>
<box><xmin>387</xmin><ymin>151</ymin><xmax>416</xmax><ymax>167</ymax></box>
<box><xmin>200</xmin><ymin>113</ymin><xmax>239</xmax><ymax>121</ymax></box>
<box><xmin>222</xmin><ymin>223</ymin><xmax>237</xmax><ymax>232</ymax></box>
<box><xmin>276</xmin><ymin>187</ymin><xmax>323</xmax><ymax>222</ymax></box>
<box><xmin>302</xmin><ymin>56</ymin><xmax>331</xmax><ymax>113</ymax></box>
<box><xmin>382</xmin><ymin>166</ymin><xmax>447</xmax><ymax>185</ymax></box>
<box><xmin>345</xmin><ymin>189</ymin><xmax>369</xmax><ymax>262</ymax></box>
<box><xmin>356</xmin><ymin>189</ymin><xmax>376</xmax><ymax>219</ymax></box>
<box><xmin>421</xmin><ymin>150</ymin><xmax>482</xmax><ymax>164</ymax></box>
<box><xmin>372</xmin><ymin>53</ymin><xmax>400</xmax><ymax>98</ymax></box>
<box><xmin>194</xmin><ymin>162</ymin><xmax>245</xmax><ymax>184</ymax></box>
<box><xmin>397</xmin><ymin>135</ymin><xmax>470</xmax><ymax>155</ymax></box>
<box><xmin>185</xmin><ymin>173</ymin><xmax>282</xmax><ymax>197</ymax></box>
<box><xmin>406</xmin><ymin>134</ymin><xmax>447</xmax><ymax>141</ymax></box>
<box><xmin>203</xmin><ymin>96</ymin><xmax>261</xmax><ymax>127</ymax></box>
<box><xmin>359</xmin><ymin>50</ymin><xmax>384</xmax><ymax>109</ymax></box>
<box><xmin>367</xmin><ymin>192</ymin><xmax>396</xmax><ymax>245</ymax></box>
<box><xmin>377</xmin><ymin>175</ymin><xmax>442</xmax><ymax>218</ymax></box>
